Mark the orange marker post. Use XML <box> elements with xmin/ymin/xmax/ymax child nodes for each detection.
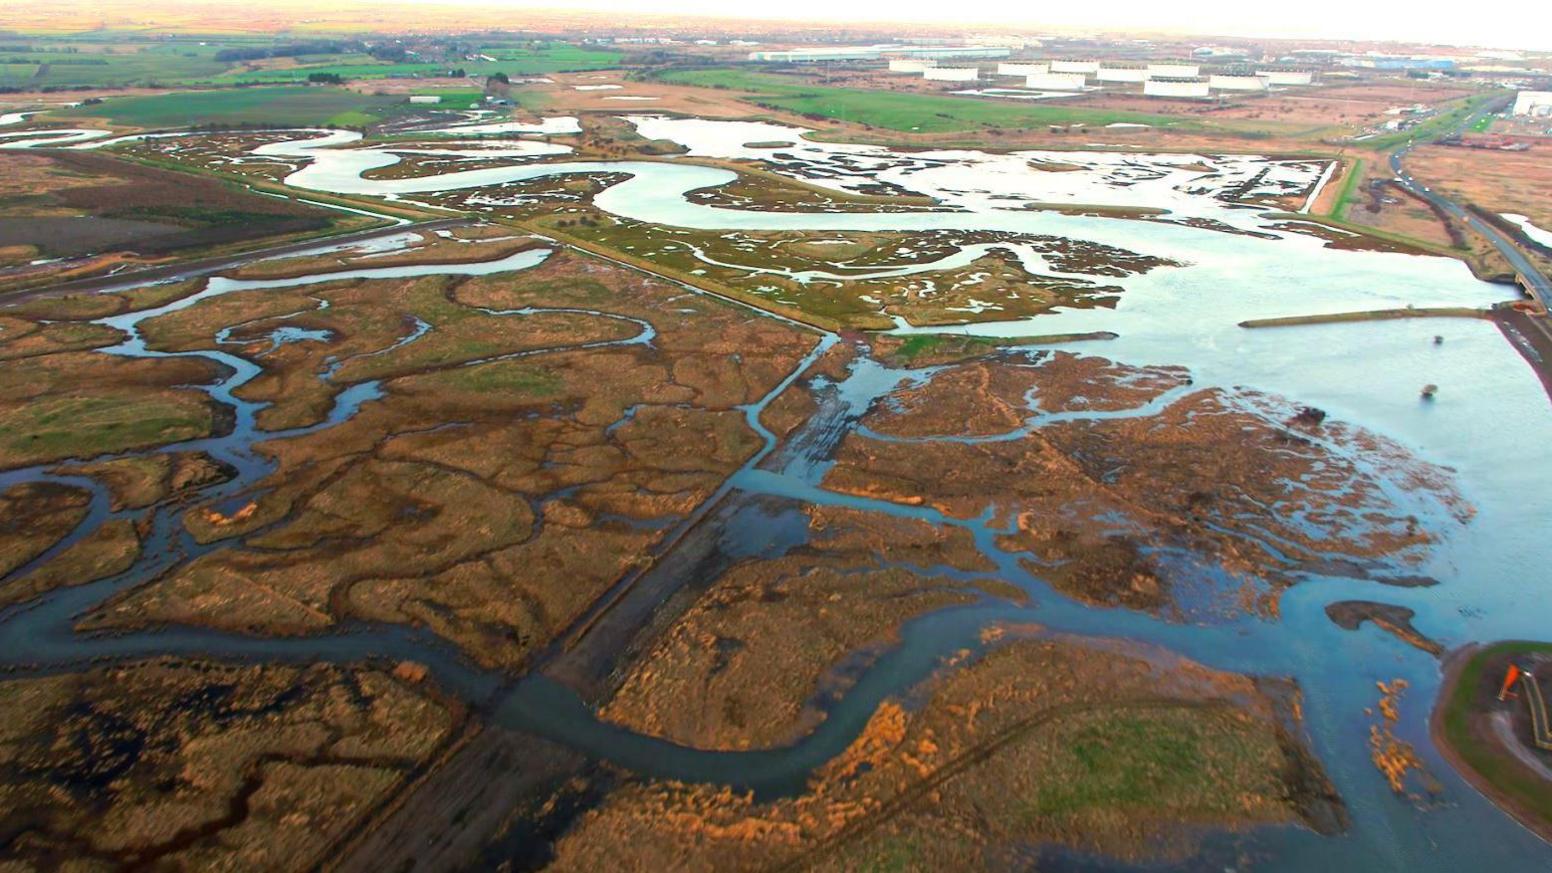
<box><xmin>1499</xmin><ymin>664</ymin><xmax>1523</xmax><ymax>701</ymax></box>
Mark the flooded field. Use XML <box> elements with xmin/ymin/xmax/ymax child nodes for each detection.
<box><xmin>1</xmin><ymin>113</ymin><xmax>1549</xmax><ymax>870</ymax></box>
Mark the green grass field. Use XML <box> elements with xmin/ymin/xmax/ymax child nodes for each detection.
<box><xmin>0</xmin><ymin>38</ymin><xmax>618</xmax><ymax>89</ymax></box>
<box><xmin>476</xmin><ymin>43</ymin><xmax>622</xmax><ymax>71</ymax></box>
<box><xmin>1327</xmin><ymin>157</ymin><xmax>1367</xmax><ymax>219</ymax></box>
<box><xmin>208</xmin><ymin>44</ymin><xmax>620</xmax><ymax>84</ymax></box>
<box><xmin>0</xmin><ymin>43</ymin><xmax>232</xmax><ymax>88</ymax></box>
<box><xmin>1362</xmin><ymin>93</ymin><xmax>1504</xmax><ymax>152</ymax></box>
<box><xmin>63</xmin><ymin>86</ymin><xmax>407</xmax><ymax>128</ymax></box>
<box><xmin>1440</xmin><ymin>641</ymin><xmax>1552</xmax><ymax>830</ymax></box>
<box><xmin>658</xmin><ymin>68</ymin><xmax>1181</xmax><ymax>133</ymax></box>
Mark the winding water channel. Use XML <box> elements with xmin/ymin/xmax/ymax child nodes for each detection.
<box><xmin>2</xmin><ymin>118</ymin><xmax>1550</xmax><ymax>870</ymax></box>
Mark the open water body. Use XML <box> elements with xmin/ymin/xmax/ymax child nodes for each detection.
<box><xmin>1</xmin><ymin>118</ymin><xmax>1549</xmax><ymax>869</ymax></box>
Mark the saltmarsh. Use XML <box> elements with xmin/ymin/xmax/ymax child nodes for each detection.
<box><xmin>537</xmin><ymin>213</ymin><xmax>1162</xmax><ymax>329</ymax></box>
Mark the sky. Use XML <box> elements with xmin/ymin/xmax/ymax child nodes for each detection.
<box><xmin>494</xmin><ymin>0</ymin><xmax>1552</xmax><ymax>52</ymax></box>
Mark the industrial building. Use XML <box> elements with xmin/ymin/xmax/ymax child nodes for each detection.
<box><xmin>748</xmin><ymin>45</ymin><xmax>1008</xmax><ymax>63</ymax></box>
<box><xmin>1340</xmin><ymin>54</ymin><xmax>1456</xmax><ymax>71</ymax></box>
<box><xmin>1208</xmin><ymin>74</ymin><xmax>1267</xmax><ymax>92</ymax></box>
<box><xmin>1026</xmin><ymin>72</ymin><xmax>1087</xmax><ymax>91</ymax></box>
<box><xmin>997</xmin><ymin>62</ymin><xmax>1049</xmax><ymax>77</ymax></box>
<box><xmin>407</xmin><ymin>95</ymin><xmax>442</xmax><ymax>104</ymax></box>
<box><xmin>890</xmin><ymin>46</ymin><xmax>1009</xmax><ymax>60</ymax></box>
<box><xmin>1147</xmin><ymin>62</ymin><xmax>1201</xmax><ymax>78</ymax></box>
<box><xmin>1256</xmin><ymin>68</ymin><xmax>1315</xmax><ymax>86</ymax></box>
<box><xmin>1193</xmin><ymin>45</ymin><xmax>1250</xmax><ymax>59</ymax></box>
<box><xmin>889</xmin><ymin>58</ymin><xmax>936</xmax><ymax>73</ymax></box>
<box><xmin>1050</xmin><ymin>59</ymin><xmax>1100</xmax><ymax>75</ymax></box>
<box><xmin>924</xmin><ymin>66</ymin><xmax>980</xmax><ymax>82</ymax></box>
<box><xmin>749</xmin><ymin>47</ymin><xmax>879</xmax><ymax>62</ymax></box>
<box><xmin>971</xmin><ymin>35</ymin><xmax>1042</xmax><ymax>50</ymax></box>
<box><xmin>1096</xmin><ymin>64</ymin><xmax>1148</xmax><ymax>83</ymax></box>
<box><xmin>1514</xmin><ymin>91</ymin><xmax>1552</xmax><ymax>117</ymax></box>
<box><xmin>1144</xmin><ymin>77</ymin><xmax>1210</xmax><ymax>99</ymax></box>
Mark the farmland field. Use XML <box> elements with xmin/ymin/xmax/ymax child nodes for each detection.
<box><xmin>0</xmin><ymin>42</ymin><xmax>232</xmax><ymax>88</ymax></box>
<box><xmin>62</xmin><ymin>86</ymin><xmax>410</xmax><ymax>128</ymax></box>
<box><xmin>210</xmin><ymin>44</ymin><xmax>621</xmax><ymax>84</ymax></box>
<box><xmin>473</xmin><ymin>42</ymin><xmax>622</xmax><ymax>70</ymax></box>
<box><xmin>0</xmin><ymin>38</ymin><xmax>618</xmax><ymax>90</ymax></box>
<box><xmin>657</xmin><ymin>68</ymin><xmax>1183</xmax><ymax>132</ymax></box>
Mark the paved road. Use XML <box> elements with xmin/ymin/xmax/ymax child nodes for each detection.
<box><xmin>1390</xmin><ymin>148</ymin><xmax>1552</xmax><ymax>304</ymax></box>
<box><xmin>0</xmin><ymin>218</ymin><xmax>474</xmax><ymax>305</ymax></box>
<box><xmin>1388</xmin><ymin>110</ymin><xmax>1552</xmax><ymax>364</ymax></box>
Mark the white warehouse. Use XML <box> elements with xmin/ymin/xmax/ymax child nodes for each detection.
<box><xmin>889</xmin><ymin>59</ymin><xmax>936</xmax><ymax>73</ymax></box>
<box><xmin>1144</xmin><ymin>77</ymin><xmax>1210</xmax><ymax>99</ymax></box>
<box><xmin>1096</xmin><ymin>65</ymin><xmax>1148</xmax><ymax>83</ymax></box>
<box><xmin>924</xmin><ymin>66</ymin><xmax>980</xmax><ymax>82</ymax></box>
<box><xmin>1026</xmin><ymin>72</ymin><xmax>1087</xmax><ymax>91</ymax></box>
<box><xmin>1050</xmin><ymin>59</ymin><xmax>1100</xmax><ymax>75</ymax></box>
<box><xmin>1147</xmin><ymin>62</ymin><xmax>1201</xmax><ymax>78</ymax></box>
<box><xmin>997</xmin><ymin>62</ymin><xmax>1049</xmax><ymax>77</ymax></box>
<box><xmin>1513</xmin><ymin>91</ymin><xmax>1552</xmax><ymax>117</ymax></box>
<box><xmin>1257</xmin><ymin>69</ymin><xmax>1315</xmax><ymax>86</ymax></box>
<box><xmin>894</xmin><ymin>46</ymin><xmax>1008</xmax><ymax>61</ymax></box>
<box><xmin>748</xmin><ymin>45</ymin><xmax>1008</xmax><ymax>63</ymax></box>
<box><xmin>1208</xmin><ymin>74</ymin><xmax>1268</xmax><ymax>92</ymax></box>
<box><xmin>749</xmin><ymin>47</ymin><xmax>887</xmax><ymax>62</ymax></box>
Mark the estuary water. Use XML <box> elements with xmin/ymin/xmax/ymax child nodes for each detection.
<box><xmin>2</xmin><ymin>115</ymin><xmax>1549</xmax><ymax>869</ymax></box>
<box><xmin>244</xmin><ymin>119</ymin><xmax>1552</xmax><ymax>868</ymax></box>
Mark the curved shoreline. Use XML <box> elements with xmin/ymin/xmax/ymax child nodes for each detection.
<box><xmin>1431</xmin><ymin>642</ymin><xmax>1552</xmax><ymax>845</ymax></box>
<box><xmin>2</xmin><ymin>117</ymin><xmax>1551</xmax><ymax>869</ymax></box>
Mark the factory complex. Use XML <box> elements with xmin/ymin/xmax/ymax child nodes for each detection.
<box><xmin>748</xmin><ymin>44</ymin><xmax>1009</xmax><ymax>63</ymax></box>
<box><xmin>883</xmin><ymin>55</ymin><xmax>1316</xmax><ymax>97</ymax></box>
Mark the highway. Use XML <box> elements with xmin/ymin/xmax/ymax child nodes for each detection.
<box><xmin>1389</xmin><ymin>147</ymin><xmax>1552</xmax><ymax>305</ymax></box>
<box><xmin>1387</xmin><ymin>108</ymin><xmax>1552</xmax><ymax>397</ymax></box>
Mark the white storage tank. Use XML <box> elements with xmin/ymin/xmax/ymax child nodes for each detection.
<box><xmin>1209</xmin><ymin>74</ymin><xmax>1267</xmax><ymax>92</ymax></box>
<box><xmin>1257</xmin><ymin>69</ymin><xmax>1315</xmax><ymax>86</ymax></box>
<box><xmin>924</xmin><ymin>66</ymin><xmax>979</xmax><ymax>82</ymax></box>
<box><xmin>1050</xmin><ymin>59</ymin><xmax>1099</xmax><ymax>75</ymax></box>
<box><xmin>1026</xmin><ymin>72</ymin><xmax>1087</xmax><ymax>91</ymax></box>
<box><xmin>1147</xmin><ymin>63</ymin><xmax>1200</xmax><ymax>78</ymax></box>
<box><xmin>1514</xmin><ymin>91</ymin><xmax>1552</xmax><ymax>116</ymax></box>
<box><xmin>408</xmin><ymin>95</ymin><xmax>442</xmax><ymax>104</ymax></box>
<box><xmin>997</xmin><ymin>62</ymin><xmax>1049</xmax><ymax>77</ymax></box>
<box><xmin>1144</xmin><ymin>77</ymin><xmax>1210</xmax><ymax>98</ymax></box>
<box><xmin>1096</xmin><ymin>65</ymin><xmax>1148</xmax><ymax>83</ymax></box>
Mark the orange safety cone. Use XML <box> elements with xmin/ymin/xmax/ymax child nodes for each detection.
<box><xmin>1499</xmin><ymin>664</ymin><xmax>1523</xmax><ymax>701</ymax></box>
